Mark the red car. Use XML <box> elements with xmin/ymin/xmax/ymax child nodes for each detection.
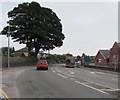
<box><xmin>36</xmin><ymin>60</ymin><xmax>48</xmax><ymax>70</ymax></box>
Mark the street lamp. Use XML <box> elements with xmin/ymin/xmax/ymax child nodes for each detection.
<box><xmin>7</xmin><ymin>13</ymin><xmax>26</xmax><ymax>68</ymax></box>
<box><xmin>7</xmin><ymin>26</ymin><xmax>10</xmax><ymax>68</ymax></box>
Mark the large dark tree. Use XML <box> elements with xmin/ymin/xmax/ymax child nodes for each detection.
<box><xmin>1</xmin><ymin>1</ymin><xmax>65</xmax><ymax>57</ymax></box>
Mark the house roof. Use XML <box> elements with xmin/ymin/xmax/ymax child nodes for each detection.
<box><xmin>99</xmin><ymin>50</ymin><xmax>110</xmax><ymax>59</ymax></box>
<box><xmin>117</xmin><ymin>42</ymin><xmax>120</xmax><ymax>48</ymax></box>
<box><xmin>110</xmin><ymin>42</ymin><xmax>120</xmax><ymax>50</ymax></box>
<box><xmin>15</xmin><ymin>47</ymin><xmax>28</xmax><ymax>52</ymax></box>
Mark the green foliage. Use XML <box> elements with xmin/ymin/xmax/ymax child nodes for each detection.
<box><xmin>82</xmin><ymin>53</ymin><xmax>87</xmax><ymax>57</ymax></box>
<box><xmin>1</xmin><ymin>47</ymin><xmax>14</xmax><ymax>54</ymax></box>
<box><xmin>89</xmin><ymin>56</ymin><xmax>95</xmax><ymax>63</ymax></box>
<box><xmin>65</xmin><ymin>53</ymin><xmax>73</xmax><ymax>57</ymax></box>
<box><xmin>1</xmin><ymin>1</ymin><xmax>65</xmax><ymax>57</ymax></box>
<box><xmin>76</xmin><ymin>55</ymin><xmax>81</xmax><ymax>61</ymax></box>
<box><xmin>13</xmin><ymin>52</ymin><xmax>25</xmax><ymax>57</ymax></box>
<box><xmin>46</xmin><ymin>54</ymin><xmax>67</xmax><ymax>63</ymax></box>
<box><xmin>2</xmin><ymin>53</ymin><xmax>14</xmax><ymax>57</ymax></box>
<box><xmin>45</xmin><ymin>53</ymin><xmax>75</xmax><ymax>63</ymax></box>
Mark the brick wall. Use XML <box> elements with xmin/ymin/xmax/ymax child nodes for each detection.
<box><xmin>95</xmin><ymin>52</ymin><xmax>106</xmax><ymax>66</ymax></box>
<box><xmin>109</xmin><ymin>43</ymin><xmax>120</xmax><ymax>67</ymax></box>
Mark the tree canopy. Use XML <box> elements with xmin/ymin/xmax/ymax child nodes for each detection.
<box><xmin>1</xmin><ymin>1</ymin><xmax>65</xmax><ymax>57</ymax></box>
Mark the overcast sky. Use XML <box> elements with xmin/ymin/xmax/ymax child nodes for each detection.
<box><xmin>0</xmin><ymin>0</ymin><xmax>118</xmax><ymax>56</ymax></box>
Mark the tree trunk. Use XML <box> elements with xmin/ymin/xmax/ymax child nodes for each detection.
<box><xmin>27</xmin><ymin>44</ymin><xmax>32</xmax><ymax>57</ymax></box>
<box><xmin>35</xmin><ymin>46</ymin><xmax>40</xmax><ymax>58</ymax></box>
<box><xmin>28</xmin><ymin>46</ymin><xmax>31</xmax><ymax>57</ymax></box>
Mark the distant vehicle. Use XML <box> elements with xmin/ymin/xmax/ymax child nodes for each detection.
<box><xmin>65</xmin><ymin>56</ymin><xmax>75</xmax><ymax>68</ymax></box>
<box><xmin>36</xmin><ymin>60</ymin><xmax>48</xmax><ymax>70</ymax></box>
<box><xmin>75</xmin><ymin>61</ymin><xmax>81</xmax><ymax>68</ymax></box>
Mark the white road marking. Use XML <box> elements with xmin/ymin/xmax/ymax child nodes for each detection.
<box><xmin>78</xmin><ymin>69</ymin><xmax>85</xmax><ymax>71</ymax></box>
<box><xmin>69</xmin><ymin>71</ymin><xmax>75</xmax><ymax>74</ymax></box>
<box><xmin>52</xmin><ymin>70</ymin><xmax>56</xmax><ymax>73</ymax></box>
<box><xmin>51</xmin><ymin>67</ymin><xmax>117</xmax><ymax>95</ymax></box>
<box><xmin>57</xmin><ymin>73</ymin><xmax>68</xmax><ymax>78</ymax></box>
<box><xmin>96</xmin><ymin>72</ymin><xmax>118</xmax><ymax>77</ymax></box>
<box><xmin>67</xmin><ymin>74</ymin><xmax>74</xmax><ymax>77</ymax></box>
<box><xmin>112</xmin><ymin>78</ymin><xmax>117</xmax><ymax>81</ymax></box>
<box><xmin>83</xmin><ymin>80</ymin><xmax>114</xmax><ymax>90</ymax></box>
<box><xmin>75</xmin><ymin>81</ymin><xmax>109</xmax><ymax>95</ymax></box>
<box><xmin>76</xmin><ymin>68</ymin><xmax>118</xmax><ymax>77</ymax></box>
<box><xmin>115</xmin><ymin>89</ymin><xmax>120</xmax><ymax>91</ymax></box>
<box><xmin>70</xmin><ymin>78</ymin><xmax>75</xmax><ymax>80</ymax></box>
<box><xmin>55</xmin><ymin>68</ymin><xmax>62</xmax><ymax>73</ymax></box>
<box><xmin>90</xmin><ymin>71</ymin><xmax>95</xmax><ymax>74</ymax></box>
<box><xmin>51</xmin><ymin>68</ymin><xmax>56</xmax><ymax>73</ymax></box>
<box><xmin>56</xmin><ymin>69</ymin><xmax>62</xmax><ymax>73</ymax></box>
<box><xmin>100</xmin><ymin>88</ymin><xmax>120</xmax><ymax>91</ymax></box>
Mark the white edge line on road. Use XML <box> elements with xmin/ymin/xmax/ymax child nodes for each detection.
<box><xmin>82</xmin><ymin>79</ymin><xmax>116</xmax><ymax>90</ymax></box>
<box><xmin>75</xmin><ymin>81</ymin><xmax>109</xmax><ymax>95</ymax></box>
<box><xmin>51</xmin><ymin>68</ymin><xmax>116</xmax><ymax>92</ymax></box>
<box><xmin>76</xmin><ymin>68</ymin><xmax>118</xmax><ymax>77</ymax></box>
<box><xmin>100</xmin><ymin>89</ymin><xmax>120</xmax><ymax>91</ymax></box>
<box><xmin>95</xmin><ymin>72</ymin><xmax>118</xmax><ymax>77</ymax></box>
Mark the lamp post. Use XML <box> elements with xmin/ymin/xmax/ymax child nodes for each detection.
<box><xmin>7</xmin><ymin>13</ymin><xmax>26</xmax><ymax>68</ymax></box>
<box><xmin>7</xmin><ymin>26</ymin><xmax>10</xmax><ymax>68</ymax></box>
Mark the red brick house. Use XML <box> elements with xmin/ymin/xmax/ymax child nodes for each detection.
<box><xmin>95</xmin><ymin>50</ymin><xmax>110</xmax><ymax>66</ymax></box>
<box><xmin>109</xmin><ymin>42</ymin><xmax>120</xmax><ymax>68</ymax></box>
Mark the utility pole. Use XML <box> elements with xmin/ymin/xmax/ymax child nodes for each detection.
<box><xmin>7</xmin><ymin>13</ymin><xmax>26</xmax><ymax>68</ymax></box>
<box><xmin>7</xmin><ymin>26</ymin><xmax>10</xmax><ymax>68</ymax></box>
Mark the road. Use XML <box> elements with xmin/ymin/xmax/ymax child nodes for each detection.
<box><xmin>2</xmin><ymin>64</ymin><xmax>119</xmax><ymax>98</ymax></box>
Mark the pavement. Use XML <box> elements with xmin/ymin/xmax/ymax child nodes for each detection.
<box><xmin>1</xmin><ymin>66</ymin><xmax>29</xmax><ymax>98</ymax></box>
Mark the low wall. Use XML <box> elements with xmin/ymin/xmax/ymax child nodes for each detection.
<box><xmin>2</xmin><ymin>56</ymin><xmax>38</xmax><ymax>68</ymax></box>
<box><xmin>0</xmin><ymin>56</ymin><xmax>1</xmax><ymax>66</ymax></box>
<box><xmin>84</xmin><ymin>64</ymin><xmax>120</xmax><ymax>72</ymax></box>
<box><xmin>2</xmin><ymin>56</ymin><xmax>55</xmax><ymax>69</ymax></box>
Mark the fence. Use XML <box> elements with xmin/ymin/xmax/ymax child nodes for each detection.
<box><xmin>84</xmin><ymin>64</ymin><xmax>120</xmax><ymax>72</ymax></box>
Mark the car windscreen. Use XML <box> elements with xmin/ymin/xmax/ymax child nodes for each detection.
<box><xmin>38</xmin><ymin>61</ymin><xmax>47</xmax><ymax>64</ymax></box>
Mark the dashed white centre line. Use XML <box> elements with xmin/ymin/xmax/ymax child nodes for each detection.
<box><xmin>90</xmin><ymin>71</ymin><xmax>95</xmax><ymax>74</ymax></box>
<box><xmin>56</xmin><ymin>69</ymin><xmax>62</xmax><ymax>73</ymax></box>
<box><xmin>67</xmin><ymin>74</ymin><xmax>74</xmax><ymax>77</ymax></box>
<box><xmin>69</xmin><ymin>71</ymin><xmax>75</xmax><ymax>74</ymax></box>
<box><xmin>51</xmin><ymin>68</ymin><xmax>56</xmax><ymax>73</ymax></box>
<box><xmin>57</xmin><ymin>73</ymin><xmax>68</xmax><ymax>78</ymax></box>
<box><xmin>70</xmin><ymin>78</ymin><xmax>75</xmax><ymax>80</ymax></box>
<box><xmin>51</xmin><ymin>67</ymin><xmax>115</xmax><ymax>96</ymax></box>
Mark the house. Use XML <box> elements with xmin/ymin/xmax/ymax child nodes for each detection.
<box><xmin>14</xmin><ymin>47</ymin><xmax>29</xmax><ymax>57</ymax></box>
<box><xmin>37</xmin><ymin>51</ymin><xmax>51</xmax><ymax>59</ymax></box>
<box><xmin>109</xmin><ymin>42</ymin><xmax>120</xmax><ymax>68</ymax></box>
<box><xmin>95</xmin><ymin>50</ymin><xmax>110</xmax><ymax>66</ymax></box>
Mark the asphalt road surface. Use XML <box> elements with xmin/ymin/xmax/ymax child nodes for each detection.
<box><xmin>15</xmin><ymin>64</ymin><xmax>118</xmax><ymax>98</ymax></box>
